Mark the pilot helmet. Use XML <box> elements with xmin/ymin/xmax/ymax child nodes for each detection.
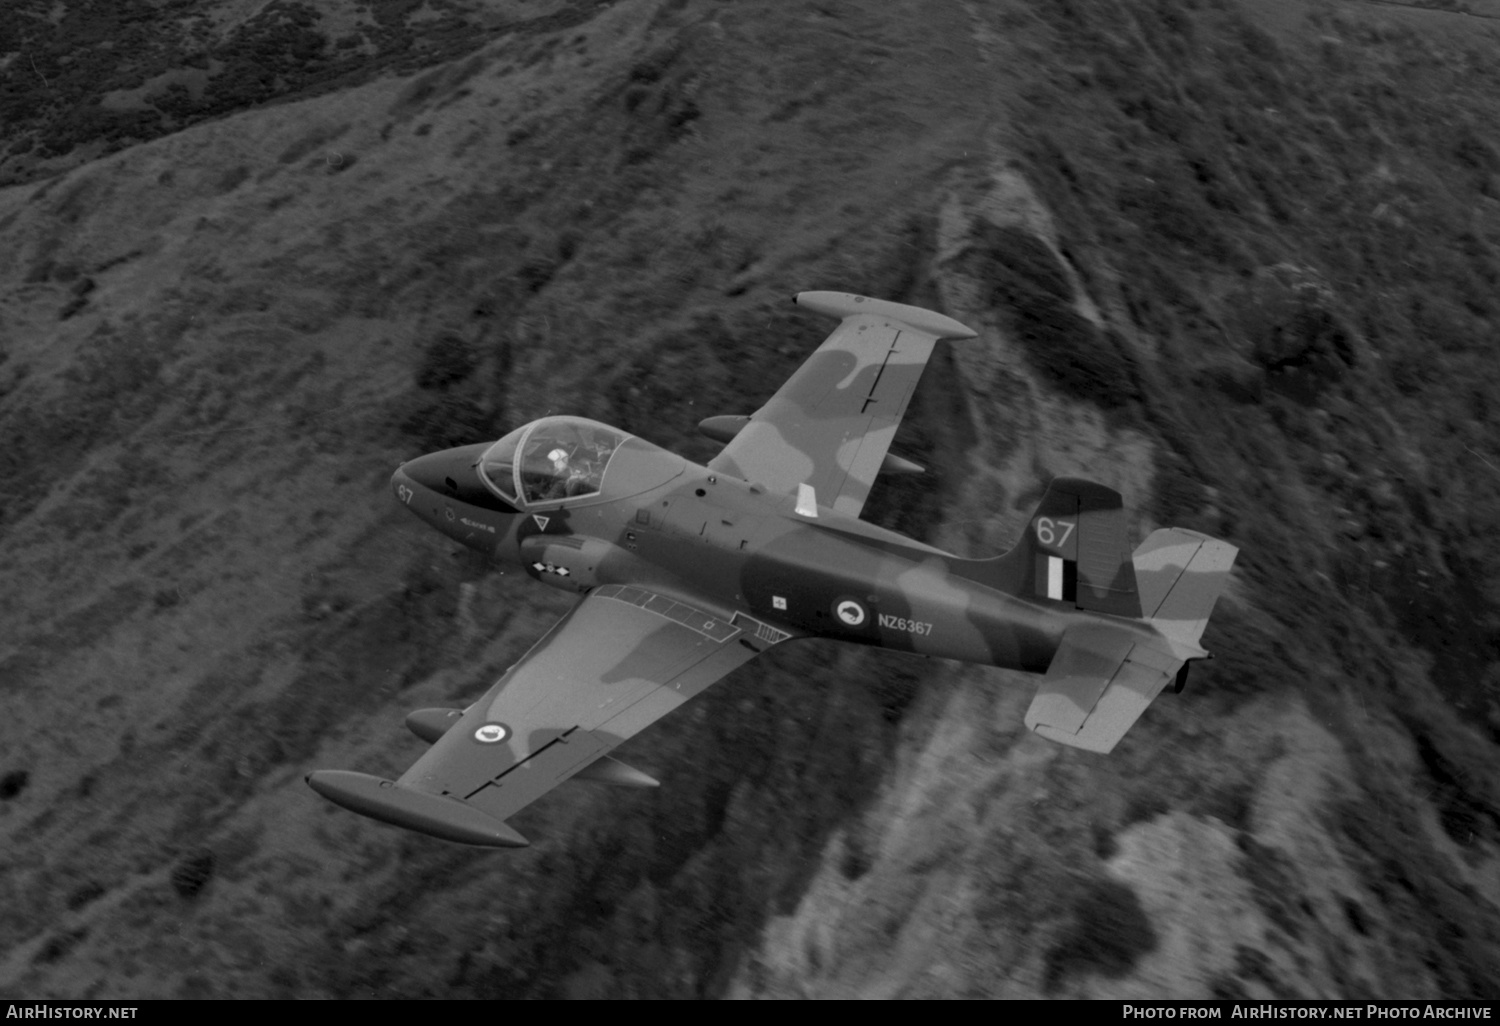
<box><xmin>547</xmin><ymin>448</ymin><xmax>569</xmax><ymax>470</ymax></box>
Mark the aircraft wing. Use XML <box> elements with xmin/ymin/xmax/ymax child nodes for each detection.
<box><xmin>708</xmin><ymin>292</ymin><xmax>976</xmax><ymax>518</ymax></box>
<box><xmin>307</xmin><ymin>584</ymin><xmax>791</xmax><ymax>847</ymax></box>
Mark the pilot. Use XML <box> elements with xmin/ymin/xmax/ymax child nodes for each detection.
<box><xmin>546</xmin><ymin>448</ymin><xmax>594</xmax><ymax>499</ymax></box>
<box><xmin>545</xmin><ymin>448</ymin><xmax>572</xmax><ymax>499</ymax></box>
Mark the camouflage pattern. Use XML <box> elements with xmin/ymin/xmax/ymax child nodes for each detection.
<box><xmin>307</xmin><ymin>293</ymin><xmax>1239</xmax><ymax>846</ymax></box>
<box><xmin>708</xmin><ymin>292</ymin><xmax>975</xmax><ymax>518</ymax></box>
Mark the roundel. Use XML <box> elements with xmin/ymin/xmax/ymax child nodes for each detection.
<box><xmin>474</xmin><ymin>723</ymin><xmax>510</xmax><ymax>744</ymax></box>
<box><xmin>835</xmin><ymin>599</ymin><xmax>867</xmax><ymax>626</ymax></box>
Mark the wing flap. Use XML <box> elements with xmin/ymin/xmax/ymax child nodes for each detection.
<box><xmin>464</xmin><ymin>728</ymin><xmax>611</xmax><ymax>823</ymax></box>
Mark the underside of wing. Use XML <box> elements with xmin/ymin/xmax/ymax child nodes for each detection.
<box><xmin>708</xmin><ymin>292</ymin><xmax>976</xmax><ymax>519</ymax></box>
<box><xmin>307</xmin><ymin>585</ymin><xmax>792</xmax><ymax>846</ymax></box>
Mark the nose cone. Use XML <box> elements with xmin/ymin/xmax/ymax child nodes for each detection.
<box><xmin>392</xmin><ymin>454</ymin><xmax>457</xmax><ymax>540</ymax></box>
<box><xmin>399</xmin><ymin>450</ymin><xmax>453</xmax><ymax>495</ymax></box>
<box><xmin>390</xmin><ymin>444</ymin><xmax>518</xmax><ymax>535</ymax></box>
<box><xmin>391</xmin><ymin>461</ymin><xmax>431</xmax><ymax>523</ymax></box>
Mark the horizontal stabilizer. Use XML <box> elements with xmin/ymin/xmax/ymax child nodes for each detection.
<box><xmin>1024</xmin><ymin>624</ymin><xmax>1178</xmax><ymax>754</ymax></box>
<box><xmin>1029</xmin><ymin>658</ymin><xmax>1173</xmax><ymax>754</ymax></box>
<box><xmin>306</xmin><ymin>770</ymin><xmax>529</xmax><ymax>848</ymax></box>
<box><xmin>1133</xmin><ymin>528</ymin><xmax>1239</xmax><ymax>652</ymax></box>
<box><xmin>405</xmin><ymin>707</ymin><xmax>464</xmax><ymax>745</ymax></box>
<box><xmin>573</xmin><ymin>754</ymin><xmax>660</xmax><ymax>788</ymax></box>
<box><xmin>1024</xmin><ymin>624</ymin><xmax>1134</xmax><ymax>735</ymax></box>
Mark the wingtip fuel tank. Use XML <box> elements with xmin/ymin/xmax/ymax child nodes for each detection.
<box><xmin>306</xmin><ymin>770</ymin><xmax>530</xmax><ymax>848</ymax></box>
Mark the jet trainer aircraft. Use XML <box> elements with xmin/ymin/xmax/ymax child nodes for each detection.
<box><xmin>308</xmin><ymin>292</ymin><xmax>1239</xmax><ymax>848</ymax></box>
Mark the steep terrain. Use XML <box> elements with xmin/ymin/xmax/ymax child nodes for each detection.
<box><xmin>1</xmin><ymin>0</ymin><xmax>1498</xmax><ymax>1000</ymax></box>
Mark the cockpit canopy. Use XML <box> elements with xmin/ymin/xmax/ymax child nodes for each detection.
<box><xmin>477</xmin><ymin>417</ymin><xmax>628</xmax><ymax>507</ymax></box>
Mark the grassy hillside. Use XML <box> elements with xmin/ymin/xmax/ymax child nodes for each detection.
<box><xmin>0</xmin><ymin>0</ymin><xmax>613</xmax><ymax>186</ymax></box>
<box><xmin>0</xmin><ymin>0</ymin><xmax>1497</xmax><ymax>1000</ymax></box>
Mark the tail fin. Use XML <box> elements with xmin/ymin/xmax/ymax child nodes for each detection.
<box><xmin>1132</xmin><ymin>527</ymin><xmax>1239</xmax><ymax>657</ymax></box>
<box><xmin>952</xmin><ymin>477</ymin><xmax>1142</xmax><ymax>618</ymax></box>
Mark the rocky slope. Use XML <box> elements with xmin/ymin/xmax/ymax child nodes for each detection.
<box><xmin>1</xmin><ymin>0</ymin><xmax>1497</xmax><ymax>999</ymax></box>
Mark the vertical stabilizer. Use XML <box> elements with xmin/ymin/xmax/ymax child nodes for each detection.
<box><xmin>952</xmin><ymin>477</ymin><xmax>1141</xmax><ymax>618</ymax></box>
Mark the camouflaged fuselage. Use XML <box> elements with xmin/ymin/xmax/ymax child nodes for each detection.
<box><xmin>309</xmin><ymin>295</ymin><xmax>1240</xmax><ymax>848</ymax></box>
<box><xmin>394</xmin><ymin>435</ymin><xmax>1151</xmax><ymax>677</ymax></box>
